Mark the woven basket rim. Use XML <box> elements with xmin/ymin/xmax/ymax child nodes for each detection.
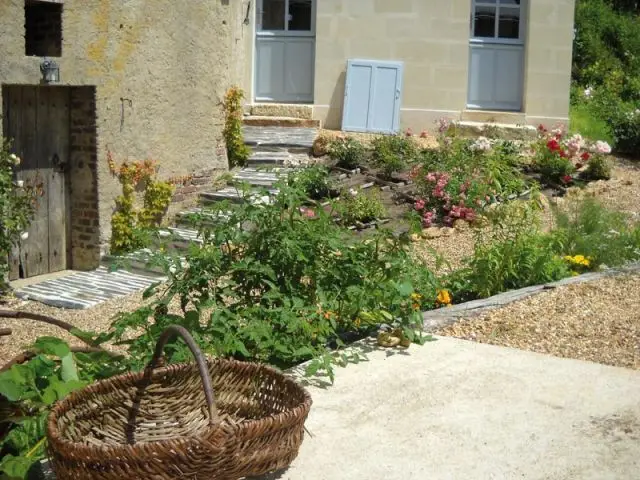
<box><xmin>47</xmin><ymin>357</ymin><xmax>312</xmax><ymax>457</ymax></box>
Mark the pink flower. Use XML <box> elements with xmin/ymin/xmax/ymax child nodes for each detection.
<box><xmin>595</xmin><ymin>141</ymin><xmax>612</xmax><ymax>154</ymax></box>
<box><xmin>425</xmin><ymin>173</ymin><xmax>436</xmax><ymax>182</ymax></box>
<box><xmin>420</xmin><ymin>130</ymin><xmax>429</xmax><ymax>138</ymax></box>
<box><xmin>415</xmin><ymin>199</ymin><xmax>426</xmax><ymax>211</ymax></box>
<box><xmin>405</xmin><ymin>128</ymin><xmax>414</xmax><ymax>137</ymax></box>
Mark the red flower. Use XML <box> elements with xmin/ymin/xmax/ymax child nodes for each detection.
<box><xmin>538</xmin><ymin>124</ymin><xmax>546</xmax><ymax>132</ymax></box>
<box><xmin>547</xmin><ymin>139</ymin><xmax>560</xmax><ymax>152</ymax></box>
<box><xmin>559</xmin><ymin>150</ymin><xmax>569</xmax><ymax>158</ymax></box>
<box><xmin>580</xmin><ymin>152</ymin><xmax>591</xmax><ymax>161</ymax></box>
<box><xmin>561</xmin><ymin>175</ymin><xmax>573</xmax><ymax>184</ymax></box>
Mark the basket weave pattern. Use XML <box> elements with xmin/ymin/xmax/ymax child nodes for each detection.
<box><xmin>46</xmin><ymin>327</ymin><xmax>312</xmax><ymax>480</ymax></box>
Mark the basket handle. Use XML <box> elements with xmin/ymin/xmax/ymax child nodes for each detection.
<box><xmin>147</xmin><ymin>325</ymin><xmax>219</xmax><ymax>425</ymax></box>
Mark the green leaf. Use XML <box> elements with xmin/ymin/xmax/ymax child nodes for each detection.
<box><xmin>0</xmin><ymin>454</ymin><xmax>35</xmax><ymax>479</ymax></box>
<box><xmin>305</xmin><ymin>360</ymin><xmax>321</xmax><ymax>377</ymax></box>
<box><xmin>142</xmin><ymin>282</ymin><xmax>160</xmax><ymax>299</ymax></box>
<box><xmin>395</xmin><ymin>281</ymin><xmax>414</xmax><ymax>297</ymax></box>
<box><xmin>0</xmin><ymin>376</ymin><xmax>24</xmax><ymax>402</ymax></box>
<box><xmin>33</xmin><ymin>337</ymin><xmax>70</xmax><ymax>358</ymax></box>
<box><xmin>60</xmin><ymin>353</ymin><xmax>79</xmax><ymax>382</ymax></box>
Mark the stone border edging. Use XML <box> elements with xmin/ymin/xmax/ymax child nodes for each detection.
<box><xmin>423</xmin><ymin>262</ymin><xmax>640</xmax><ymax>332</ymax></box>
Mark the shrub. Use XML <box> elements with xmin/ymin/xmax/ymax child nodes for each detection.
<box><xmin>608</xmin><ymin>105</ymin><xmax>640</xmax><ymax>155</ymax></box>
<box><xmin>371</xmin><ymin>135</ymin><xmax>419</xmax><ymax>178</ymax></box>
<box><xmin>108</xmin><ymin>154</ymin><xmax>174</xmax><ymax>255</ymax></box>
<box><xmin>111</xmin><ymin>184</ymin><xmax>435</xmax><ymax>381</ymax></box>
<box><xmin>583</xmin><ymin>153</ymin><xmax>612</xmax><ymax>180</ymax></box>
<box><xmin>551</xmin><ymin>197</ymin><xmax>640</xmax><ymax>269</ymax></box>
<box><xmin>223</xmin><ymin>86</ymin><xmax>251</xmax><ymax>168</ymax></box>
<box><xmin>287</xmin><ymin>165</ymin><xmax>332</xmax><ymax>200</ymax></box>
<box><xmin>0</xmin><ymin>140</ymin><xmax>37</xmax><ymax>291</ymax></box>
<box><xmin>336</xmin><ymin>187</ymin><xmax>387</xmax><ymax>225</ymax></box>
<box><xmin>447</xmin><ymin>199</ymin><xmax>570</xmax><ymax>300</ymax></box>
<box><xmin>327</xmin><ymin>136</ymin><xmax>365</xmax><ymax>169</ymax></box>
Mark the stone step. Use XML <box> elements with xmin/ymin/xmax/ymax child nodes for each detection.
<box><xmin>243</xmin><ymin>126</ymin><xmax>317</xmax><ymax>150</ymax></box>
<box><xmin>249</xmin><ymin>103</ymin><xmax>313</xmax><ymax>120</ymax></box>
<box><xmin>157</xmin><ymin>227</ymin><xmax>203</xmax><ymax>249</ymax></box>
<box><xmin>174</xmin><ymin>207</ymin><xmax>232</xmax><ymax>227</ymax></box>
<box><xmin>103</xmin><ymin>249</ymin><xmax>183</xmax><ymax>275</ymax></box>
<box><xmin>199</xmin><ymin>186</ymin><xmax>278</xmax><ymax>205</ymax></box>
<box><xmin>248</xmin><ymin>150</ymin><xmax>313</xmax><ymax>167</ymax></box>
<box><xmin>243</xmin><ymin>116</ymin><xmax>321</xmax><ymax>128</ymax></box>
<box><xmin>232</xmin><ymin>167</ymin><xmax>298</xmax><ymax>186</ymax></box>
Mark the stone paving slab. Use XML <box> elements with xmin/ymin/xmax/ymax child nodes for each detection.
<box><xmin>243</xmin><ymin>126</ymin><xmax>317</xmax><ymax>149</ymax></box>
<box><xmin>14</xmin><ymin>266</ymin><xmax>165</xmax><ymax>309</ymax></box>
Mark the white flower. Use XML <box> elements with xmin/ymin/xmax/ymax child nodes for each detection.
<box><xmin>594</xmin><ymin>140</ymin><xmax>612</xmax><ymax>154</ymax></box>
<box><xmin>567</xmin><ymin>133</ymin><xmax>584</xmax><ymax>153</ymax></box>
<box><xmin>168</xmin><ymin>265</ymin><xmax>177</xmax><ymax>274</ymax></box>
<box><xmin>584</xmin><ymin>86</ymin><xmax>593</xmax><ymax>98</ymax></box>
<box><xmin>470</xmin><ymin>136</ymin><xmax>492</xmax><ymax>152</ymax></box>
<box><xmin>9</xmin><ymin>154</ymin><xmax>20</xmax><ymax>166</ymax></box>
<box><xmin>20</xmin><ymin>232</ymin><xmax>29</xmax><ymax>240</ymax></box>
<box><xmin>349</xmin><ymin>188</ymin><xmax>358</xmax><ymax>197</ymax></box>
<box><xmin>15</xmin><ymin>180</ymin><xmax>24</xmax><ymax>188</ymax></box>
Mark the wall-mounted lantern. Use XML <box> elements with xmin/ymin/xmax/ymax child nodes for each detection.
<box><xmin>40</xmin><ymin>59</ymin><xmax>60</xmax><ymax>84</ymax></box>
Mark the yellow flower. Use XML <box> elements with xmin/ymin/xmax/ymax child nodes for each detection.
<box><xmin>412</xmin><ymin>303</ymin><xmax>420</xmax><ymax>311</ymax></box>
<box><xmin>436</xmin><ymin>289</ymin><xmax>452</xmax><ymax>306</ymax></box>
<box><xmin>354</xmin><ymin>318</ymin><xmax>361</xmax><ymax>328</ymax></box>
<box><xmin>564</xmin><ymin>255</ymin><xmax>591</xmax><ymax>267</ymax></box>
<box><xmin>410</xmin><ymin>292</ymin><xmax>422</xmax><ymax>301</ymax></box>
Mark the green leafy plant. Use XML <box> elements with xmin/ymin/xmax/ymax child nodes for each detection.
<box><xmin>327</xmin><ymin>136</ymin><xmax>366</xmax><ymax>170</ymax></box>
<box><xmin>111</xmin><ymin>183</ymin><xmax>434</xmax><ymax>382</ymax></box>
<box><xmin>447</xmin><ymin>198</ymin><xmax>570</xmax><ymax>300</ymax></box>
<box><xmin>0</xmin><ymin>337</ymin><xmax>129</xmax><ymax>479</ymax></box>
<box><xmin>371</xmin><ymin>135</ymin><xmax>418</xmax><ymax>178</ymax></box>
<box><xmin>223</xmin><ymin>86</ymin><xmax>251</xmax><ymax>168</ymax></box>
<box><xmin>108</xmin><ymin>154</ymin><xmax>174</xmax><ymax>255</ymax></box>
<box><xmin>583</xmin><ymin>152</ymin><xmax>612</xmax><ymax>180</ymax></box>
<box><xmin>0</xmin><ymin>140</ymin><xmax>37</xmax><ymax>292</ymax></box>
<box><xmin>286</xmin><ymin>165</ymin><xmax>332</xmax><ymax>200</ymax></box>
<box><xmin>335</xmin><ymin>188</ymin><xmax>387</xmax><ymax>225</ymax></box>
<box><xmin>550</xmin><ymin>197</ymin><xmax>640</xmax><ymax>269</ymax></box>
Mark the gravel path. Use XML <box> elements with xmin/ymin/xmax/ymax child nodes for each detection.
<box><xmin>438</xmin><ymin>273</ymin><xmax>640</xmax><ymax>370</ymax></box>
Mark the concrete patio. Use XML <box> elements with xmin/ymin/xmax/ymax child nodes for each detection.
<box><xmin>280</xmin><ymin>337</ymin><xmax>640</xmax><ymax>480</ymax></box>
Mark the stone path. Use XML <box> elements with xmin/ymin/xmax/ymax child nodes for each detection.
<box><xmin>14</xmin><ymin>266</ymin><xmax>164</xmax><ymax>309</ymax></box>
<box><xmin>13</xmin><ymin>125</ymin><xmax>318</xmax><ymax>310</ymax></box>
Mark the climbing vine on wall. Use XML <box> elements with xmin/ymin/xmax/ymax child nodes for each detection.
<box><xmin>107</xmin><ymin>151</ymin><xmax>174</xmax><ymax>255</ymax></box>
<box><xmin>223</xmin><ymin>86</ymin><xmax>251</xmax><ymax>168</ymax></box>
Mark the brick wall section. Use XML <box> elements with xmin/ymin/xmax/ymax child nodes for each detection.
<box><xmin>25</xmin><ymin>1</ymin><xmax>62</xmax><ymax>57</ymax></box>
<box><xmin>69</xmin><ymin>87</ymin><xmax>100</xmax><ymax>270</ymax></box>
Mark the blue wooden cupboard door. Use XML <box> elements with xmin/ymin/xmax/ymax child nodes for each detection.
<box><xmin>342</xmin><ymin>59</ymin><xmax>403</xmax><ymax>134</ymax></box>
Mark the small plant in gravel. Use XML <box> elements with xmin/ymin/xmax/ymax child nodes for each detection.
<box><xmin>287</xmin><ymin>165</ymin><xmax>332</xmax><ymax>200</ymax></box>
<box><xmin>447</xmin><ymin>199</ymin><xmax>570</xmax><ymax>300</ymax></box>
<box><xmin>327</xmin><ymin>136</ymin><xmax>366</xmax><ymax>170</ymax></box>
<box><xmin>223</xmin><ymin>86</ymin><xmax>251</xmax><ymax>168</ymax></box>
<box><xmin>0</xmin><ymin>140</ymin><xmax>37</xmax><ymax>291</ymax></box>
<box><xmin>370</xmin><ymin>134</ymin><xmax>419</xmax><ymax>178</ymax></box>
<box><xmin>582</xmin><ymin>152</ymin><xmax>612</xmax><ymax>180</ymax></box>
<box><xmin>551</xmin><ymin>197</ymin><xmax>640</xmax><ymax>269</ymax></box>
<box><xmin>335</xmin><ymin>187</ymin><xmax>387</xmax><ymax>225</ymax></box>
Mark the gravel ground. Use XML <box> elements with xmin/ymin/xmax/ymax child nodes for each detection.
<box><xmin>438</xmin><ymin>273</ymin><xmax>640</xmax><ymax>370</ymax></box>
<box><xmin>0</xmin><ymin>291</ymin><xmax>149</xmax><ymax>360</ymax></box>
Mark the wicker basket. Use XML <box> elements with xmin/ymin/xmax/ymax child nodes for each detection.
<box><xmin>46</xmin><ymin>325</ymin><xmax>312</xmax><ymax>480</ymax></box>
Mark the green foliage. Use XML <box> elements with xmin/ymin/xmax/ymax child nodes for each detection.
<box><xmin>0</xmin><ymin>140</ymin><xmax>37</xmax><ymax>292</ymax></box>
<box><xmin>335</xmin><ymin>188</ymin><xmax>387</xmax><ymax>225</ymax></box>
<box><xmin>550</xmin><ymin>197</ymin><xmax>640</xmax><ymax>268</ymax></box>
<box><xmin>0</xmin><ymin>337</ymin><xmax>129</xmax><ymax>479</ymax></box>
<box><xmin>286</xmin><ymin>165</ymin><xmax>332</xmax><ymax>200</ymax></box>
<box><xmin>447</xmin><ymin>199</ymin><xmax>570</xmax><ymax>300</ymax></box>
<box><xmin>569</xmin><ymin>102</ymin><xmax>614</xmax><ymax>143</ymax></box>
<box><xmin>109</xmin><ymin>158</ymin><xmax>174</xmax><ymax>255</ymax></box>
<box><xmin>112</xmin><ymin>183</ymin><xmax>434</xmax><ymax>381</ymax></box>
<box><xmin>223</xmin><ymin>86</ymin><xmax>251</xmax><ymax>168</ymax></box>
<box><xmin>370</xmin><ymin>135</ymin><xmax>419</xmax><ymax>178</ymax></box>
<box><xmin>583</xmin><ymin>153</ymin><xmax>612</xmax><ymax>180</ymax></box>
<box><xmin>536</xmin><ymin>154</ymin><xmax>576</xmax><ymax>185</ymax></box>
<box><xmin>327</xmin><ymin>136</ymin><xmax>366</xmax><ymax>170</ymax></box>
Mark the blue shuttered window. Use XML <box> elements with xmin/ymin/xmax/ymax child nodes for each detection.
<box><xmin>342</xmin><ymin>60</ymin><xmax>404</xmax><ymax>134</ymax></box>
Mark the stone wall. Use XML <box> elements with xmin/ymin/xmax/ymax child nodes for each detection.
<box><xmin>0</xmin><ymin>0</ymin><xmax>246</xmax><ymax>257</ymax></box>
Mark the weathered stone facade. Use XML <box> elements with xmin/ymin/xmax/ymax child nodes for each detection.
<box><xmin>0</xmin><ymin>0</ymin><xmax>247</xmax><ymax>267</ymax></box>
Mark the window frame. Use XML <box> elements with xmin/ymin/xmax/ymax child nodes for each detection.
<box><xmin>257</xmin><ymin>0</ymin><xmax>316</xmax><ymax>37</ymax></box>
<box><xmin>470</xmin><ymin>0</ymin><xmax>526</xmax><ymax>46</ymax></box>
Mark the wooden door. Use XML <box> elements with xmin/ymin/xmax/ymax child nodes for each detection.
<box><xmin>3</xmin><ymin>86</ymin><xmax>70</xmax><ymax>279</ymax></box>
